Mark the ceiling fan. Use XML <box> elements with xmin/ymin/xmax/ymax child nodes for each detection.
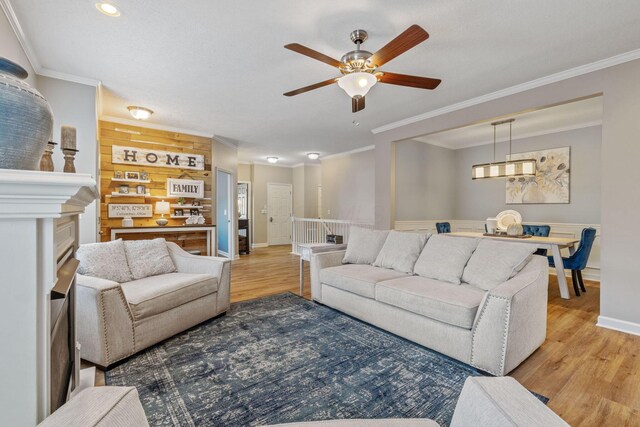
<box><xmin>283</xmin><ymin>25</ymin><xmax>441</xmax><ymax>113</ymax></box>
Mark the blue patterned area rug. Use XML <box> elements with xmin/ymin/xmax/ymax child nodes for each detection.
<box><xmin>106</xmin><ymin>293</ymin><xmax>542</xmax><ymax>426</ymax></box>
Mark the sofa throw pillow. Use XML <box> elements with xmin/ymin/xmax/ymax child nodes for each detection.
<box><xmin>462</xmin><ymin>239</ymin><xmax>536</xmax><ymax>290</ymax></box>
<box><xmin>373</xmin><ymin>230</ymin><xmax>430</xmax><ymax>273</ymax></box>
<box><xmin>77</xmin><ymin>239</ymin><xmax>133</xmax><ymax>283</ymax></box>
<box><xmin>124</xmin><ymin>238</ymin><xmax>177</xmax><ymax>280</ymax></box>
<box><xmin>413</xmin><ymin>235</ymin><xmax>479</xmax><ymax>285</ymax></box>
<box><xmin>342</xmin><ymin>227</ymin><xmax>389</xmax><ymax>265</ymax></box>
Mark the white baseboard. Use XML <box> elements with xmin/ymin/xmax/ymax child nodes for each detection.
<box><xmin>251</xmin><ymin>243</ymin><xmax>268</xmax><ymax>248</ymax></box>
<box><xmin>597</xmin><ymin>316</ymin><xmax>640</xmax><ymax>337</ymax></box>
<box><xmin>217</xmin><ymin>250</ymin><xmax>229</xmax><ymax>258</ymax></box>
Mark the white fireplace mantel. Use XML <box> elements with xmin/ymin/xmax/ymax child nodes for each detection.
<box><xmin>0</xmin><ymin>169</ymin><xmax>97</xmax><ymax>426</ymax></box>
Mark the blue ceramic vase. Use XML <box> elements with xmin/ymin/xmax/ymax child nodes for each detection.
<box><xmin>0</xmin><ymin>57</ymin><xmax>53</xmax><ymax>170</ymax></box>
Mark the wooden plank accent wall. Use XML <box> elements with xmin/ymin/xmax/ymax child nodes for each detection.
<box><xmin>99</xmin><ymin>120</ymin><xmax>214</xmax><ymax>254</ymax></box>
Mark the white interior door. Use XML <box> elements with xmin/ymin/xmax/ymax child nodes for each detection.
<box><xmin>268</xmin><ymin>183</ymin><xmax>292</xmax><ymax>245</ymax></box>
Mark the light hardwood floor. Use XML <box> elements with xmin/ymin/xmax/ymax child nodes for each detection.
<box><xmin>91</xmin><ymin>245</ymin><xmax>640</xmax><ymax>426</ymax></box>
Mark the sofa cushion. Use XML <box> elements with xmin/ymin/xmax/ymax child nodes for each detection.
<box><xmin>342</xmin><ymin>227</ymin><xmax>389</xmax><ymax>265</ymax></box>
<box><xmin>124</xmin><ymin>238</ymin><xmax>176</xmax><ymax>280</ymax></box>
<box><xmin>376</xmin><ymin>276</ymin><xmax>486</xmax><ymax>329</ymax></box>
<box><xmin>462</xmin><ymin>240</ymin><xmax>536</xmax><ymax>290</ymax></box>
<box><xmin>121</xmin><ymin>273</ymin><xmax>218</xmax><ymax>320</ymax></box>
<box><xmin>77</xmin><ymin>239</ymin><xmax>133</xmax><ymax>283</ymax></box>
<box><xmin>373</xmin><ymin>230</ymin><xmax>430</xmax><ymax>273</ymax></box>
<box><xmin>413</xmin><ymin>235</ymin><xmax>479</xmax><ymax>285</ymax></box>
<box><xmin>320</xmin><ymin>264</ymin><xmax>408</xmax><ymax>299</ymax></box>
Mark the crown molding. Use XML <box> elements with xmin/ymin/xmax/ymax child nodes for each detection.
<box><xmin>251</xmin><ymin>161</ymin><xmax>295</xmax><ymax>168</ymax></box>
<box><xmin>2</xmin><ymin>0</ymin><xmax>103</xmax><ymax>87</ymax></box>
<box><xmin>416</xmin><ymin>120</ymin><xmax>602</xmax><ymax>150</ymax></box>
<box><xmin>0</xmin><ymin>0</ymin><xmax>40</xmax><ymax>71</ymax></box>
<box><xmin>320</xmin><ymin>145</ymin><xmax>374</xmax><ymax>161</ymax></box>
<box><xmin>38</xmin><ymin>67</ymin><xmax>100</xmax><ymax>87</ymax></box>
<box><xmin>212</xmin><ymin>137</ymin><xmax>239</xmax><ymax>151</ymax></box>
<box><xmin>372</xmin><ymin>48</ymin><xmax>640</xmax><ymax>135</ymax></box>
<box><xmin>100</xmin><ymin>115</ymin><xmax>213</xmax><ymax>138</ymax></box>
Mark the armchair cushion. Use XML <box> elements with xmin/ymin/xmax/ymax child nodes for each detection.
<box><xmin>124</xmin><ymin>238</ymin><xmax>176</xmax><ymax>280</ymax></box>
<box><xmin>121</xmin><ymin>273</ymin><xmax>218</xmax><ymax>320</ymax></box>
<box><xmin>414</xmin><ymin>235</ymin><xmax>478</xmax><ymax>285</ymax></box>
<box><xmin>462</xmin><ymin>240</ymin><xmax>536</xmax><ymax>290</ymax></box>
<box><xmin>77</xmin><ymin>239</ymin><xmax>133</xmax><ymax>283</ymax></box>
<box><xmin>373</xmin><ymin>230</ymin><xmax>430</xmax><ymax>273</ymax></box>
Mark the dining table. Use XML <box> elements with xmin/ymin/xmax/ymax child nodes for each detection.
<box><xmin>448</xmin><ymin>232</ymin><xmax>580</xmax><ymax>299</ymax></box>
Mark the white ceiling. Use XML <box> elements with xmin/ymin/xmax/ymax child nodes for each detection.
<box><xmin>413</xmin><ymin>95</ymin><xmax>603</xmax><ymax>149</ymax></box>
<box><xmin>8</xmin><ymin>0</ymin><xmax>640</xmax><ymax>165</ymax></box>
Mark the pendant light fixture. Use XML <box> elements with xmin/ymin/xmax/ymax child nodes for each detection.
<box><xmin>471</xmin><ymin>118</ymin><xmax>536</xmax><ymax>180</ymax></box>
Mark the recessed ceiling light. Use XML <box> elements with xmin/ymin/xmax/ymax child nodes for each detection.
<box><xmin>96</xmin><ymin>2</ymin><xmax>120</xmax><ymax>17</ymax></box>
<box><xmin>266</xmin><ymin>157</ymin><xmax>279</xmax><ymax>164</ymax></box>
<box><xmin>307</xmin><ymin>153</ymin><xmax>320</xmax><ymax>160</ymax></box>
<box><xmin>127</xmin><ymin>106</ymin><xmax>153</xmax><ymax>120</ymax></box>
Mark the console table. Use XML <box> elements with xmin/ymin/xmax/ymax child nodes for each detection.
<box><xmin>110</xmin><ymin>225</ymin><xmax>216</xmax><ymax>256</ymax></box>
<box><xmin>297</xmin><ymin>243</ymin><xmax>348</xmax><ymax>295</ymax></box>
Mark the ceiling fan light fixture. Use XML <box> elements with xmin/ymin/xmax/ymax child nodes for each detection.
<box><xmin>267</xmin><ymin>156</ymin><xmax>279</xmax><ymax>164</ymax></box>
<box><xmin>307</xmin><ymin>153</ymin><xmax>320</xmax><ymax>160</ymax></box>
<box><xmin>127</xmin><ymin>106</ymin><xmax>153</xmax><ymax>120</ymax></box>
<box><xmin>338</xmin><ymin>72</ymin><xmax>377</xmax><ymax>98</ymax></box>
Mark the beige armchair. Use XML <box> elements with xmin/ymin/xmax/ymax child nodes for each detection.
<box><xmin>77</xmin><ymin>242</ymin><xmax>231</xmax><ymax>368</ymax></box>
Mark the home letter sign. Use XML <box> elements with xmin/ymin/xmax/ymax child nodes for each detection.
<box><xmin>167</xmin><ymin>178</ymin><xmax>205</xmax><ymax>198</ymax></box>
<box><xmin>111</xmin><ymin>145</ymin><xmax>205</xmax><ymax>170</ymax></box>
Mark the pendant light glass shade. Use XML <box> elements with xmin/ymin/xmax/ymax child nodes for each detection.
<box><xmin>471</xmin><ymin>118</ymin><xmax>536</xmax><ymax>180</ymax></box>
<box><xmin>338</xmin><ymin>72</ymin><xmax>377</xmax><ymax>98</ymax></box>
<box><xmin>472</xmin><ymin>159</ymin><xmax>537</xmax><ymax>180</ymax></box>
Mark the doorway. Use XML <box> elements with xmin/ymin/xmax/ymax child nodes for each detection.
<box><xmin>267</xmin><ymin>183</ymin><xmax>292</xmax><ymax>245</ymax></box>
<box><xmin>216</xmin><ymin>169</ymin><xmax>234</xmax><ymax>258</ymax></box>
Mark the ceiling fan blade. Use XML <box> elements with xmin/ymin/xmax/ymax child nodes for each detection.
<box><xmin>368</xmin><ymin>25</ymin><xmax>429</xmax><ymax>67</ymax></box>
<box><xmin>377</xmin><ymin>72</ymin><xmax>441</xmax><ymax>89</ymax></box>
<box><xmin>283</xmin><ymin>78</ymin><xmax>338</xmax><ymax>97</ymax></box>
<box><xmin>284</xmin><ymin>43</ymin><xmax>343</xmax><ymax>68</ymax></box>
<box><xmin>352</xmin><ymin>96</ymin><xmax>365</xmax><ymax>113</ymax></box>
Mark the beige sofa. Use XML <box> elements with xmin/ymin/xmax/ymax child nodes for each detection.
<box><xmin>310</xmin><ymin>234</ymin><xmax>549</xmax><ymax>376</ymax></box>
<box><xmin>39</xmin><ymin>377</ymin><xmax>568</xmax><ymax>426</ymax></box>
<box><xmin>77</xmin><ymin>241</ymin><xmax>231</xmax><ymax>368</ymax></box>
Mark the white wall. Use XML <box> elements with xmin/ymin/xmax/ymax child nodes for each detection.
<box><xmin>395</xmin><ymin>140</ymin><xmax>456</xmax><ymax>221</ymax></box>
<box><xmin>36</xmin><ymin>76</ymin><xmax>98</xmax><ymax>243</ymax></box>
<box><xmin>304</xmin><ymin>165</ymin><xmax>321</xmax><ymax>218</ymax></box>
<box><xmin>292</xmin><ymin>165</ymin><xmax>305</xmax><ymax>217</ymax></box>
<box><xmin>321</xmin><ymin>149</ymin><xmax>375</xmax><ymax>223</ymax></box>
<box><xmin>453</xmin><ymin>125</ymin><xmax>602</xmax><ymax>223</ymax></box>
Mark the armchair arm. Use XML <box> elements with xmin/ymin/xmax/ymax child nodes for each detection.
<box><xmin>76</xmin><ymin>275</ymin><xmax>135</xmax><ymax>367</ymax></box>
<box><xmin>450</xmin><ymin>377</ymin><xmax>568</xmax><ymax>426</ymax></box>
<box><xmin>166</xmin><ymin>242</ymin><xmax>232</xmax><ymax>313</ymax></box>
<box><xmin>310</xmin><ymin>250</ymin><xmax>346</xmax><ymax>303</ymax></box>
<box><xmin>470</xmin><ymin>256</ymin><xmax>548</xmax><ymax>375</ymax></box>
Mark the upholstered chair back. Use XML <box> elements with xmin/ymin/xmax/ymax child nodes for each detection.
<box><xmin>435</xmin><ymin>222</ymin><xmax>451</xmax><ymax>234</ymax></box>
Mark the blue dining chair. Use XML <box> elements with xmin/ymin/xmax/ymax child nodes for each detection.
<box><xmin>548</xmin><ymin>227</ymin><xmax>597</xmax><ymax>297</ymax></box>
<box><xmin>436</xmin><ymin>222</ymin><xmax>451</xmax><ymax>234</ymax></box>
<box><xmin>523</xmin><ymin>224</ymin><xmax>551</xmax><ymax>256</ymax></box>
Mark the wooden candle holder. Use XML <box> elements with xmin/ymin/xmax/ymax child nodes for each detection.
<box><xmin>39</xmin><ymin>141</ymin><xmax>57</xmax><ymax>172</ymax></box>
<box><xmin>62</xmin><ymin>148</ymin><xmax>79</xmax><ymax>173</ymax></box>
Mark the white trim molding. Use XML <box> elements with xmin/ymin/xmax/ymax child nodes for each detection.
<box><xmin>394</xmin><ymin>219</ymin><xmax>601</xmax><ymax>281</ymax></box>
<box><xmin>373</xmin><ymin>48</ymin><xmax>640</xmax><ymax>135</ymax></box>
<box><xmin>320</xmin><ymin>145</ymin><xmax>375</xmax><ymax>161</ymax></box>
<box><xmin>597</xmin><ymin>316</ymin><xmax>640</xmax><ymax>337</ymax></box>
<box><xmin>251</xmin><ymin>242</ymin><xmax>268</xmax><ymax>248</ymax></box>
